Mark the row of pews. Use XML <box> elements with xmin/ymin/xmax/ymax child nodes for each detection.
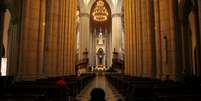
<box><xmin>106</xmin><ymin>73</ymin><xmax>201</xmax><ymax>101</ymax></box>
<box><xmin>0</xmin><ymin>73</ymin><xmax>95</xmax><ymax>101</ymax></box>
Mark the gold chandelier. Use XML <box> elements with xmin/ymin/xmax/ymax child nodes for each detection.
<box><xmin>92</xmin><ymin>0</ymin><xmax>109</xmax><ymax>22</ymax></box>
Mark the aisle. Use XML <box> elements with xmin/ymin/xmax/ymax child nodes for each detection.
<box><xmin>76</xmin><ymin>73</ymin><xmax>124</xmax><ymax>101</ymax></box>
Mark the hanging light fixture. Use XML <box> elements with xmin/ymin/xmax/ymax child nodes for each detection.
<box><xmin>92</xmin><ymin>0</ymin><xmax>109</xmax><ymax>22</ymax></box>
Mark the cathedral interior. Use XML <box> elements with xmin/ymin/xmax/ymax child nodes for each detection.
<box><xmin>0</xmin><ymin>0</ymin><xmax>201</xmax><ymax>101</ymax></box>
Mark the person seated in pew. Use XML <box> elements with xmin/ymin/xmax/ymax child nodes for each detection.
<box><xmin>56</xmin><ymin>78</ymin><xmax>69</xmax><ymax>100</ymax></box>
<box><xmin>164</xmin><ymin>75</ymin><xmax>173</xmax><ymax>83</ymax></box>
<box><xmin>56</xmin><ymin>79</ymin><xmax>66</xmax><ymax>87</ymax></box>
<box><xmin>89</xmin><ymin>88</ymin><xmax>106</xmax><ymax>101</ymax></box>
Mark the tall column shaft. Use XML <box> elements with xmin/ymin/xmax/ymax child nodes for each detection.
<box><xmin>124</xmin><ymin>0</ymin><xmax>177</xmax><ymax>79</ymax></box>
<box><xmin>124</xmin><ymin>0</ymin><xmax>132</xmax><ymax>75</ymax></box>
<box><xmin>112</xmin><ymin>13</ymin><xmax>122</xmax><ymax>58</ymax></box>
<box><xmin>79</xmin><ymin>13</ymin><xmax>90</xmax><ymax>62</ymax></box>
<box><xmin>141</xmin><ymin>0</ymin><xmax>152</xmax><ymax>77</ymax></box>
<box><xmin>154</xmin><ymin>0</ymin><xmax>162</xmax><ymax>78</ymax></box>
<box><xmin>18</xmin><ymin>0</ymin><xmax>77</xmax><ymax>80</ymax></box>
<box><xmin>154</xmin><ymin>0</ymin><xmax>177</xmax><ymax>79</ymax></box>
<box><xmin>19</xmin><ymin>0</ymin><xmax>44</xmax><ymax>80</ymax></box>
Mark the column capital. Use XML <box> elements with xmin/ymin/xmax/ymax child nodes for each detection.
<box><xmin>79</xmin><ymin>13</ymin><xmax>90</xmax><ymax>18</ymax></box>
<box><xmin>112</xmin><ymin>13</ymin><xmax>123</xmax><ymax>18</ymax></box>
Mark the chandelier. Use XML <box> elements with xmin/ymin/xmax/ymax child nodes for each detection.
<box><xmin>92</xmin><ymin>0</ymin><xmax>109</xmax><ymax>22</ymax></box>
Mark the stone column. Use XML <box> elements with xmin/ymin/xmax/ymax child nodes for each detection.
<box><xmin>135</xmin><ymin>0</ymin><xmax>143</xmax><ymax>76</ymax></box>
<box><xmin>141</xmin><ymin>0</ymin><xmax>153</xmax><ymax>77</ymax></box>
<box><xmin>0</xmin><ymin>4</ymin><xmax>5</xmax><ymax>76</ymax></box>
<box><xmin>154</xmin><ymin>0</ymin><xmax>163</xmax><ymax>79</ymax></box>
<box><xmin>63</xmin><ymin>0</ymin><xmax>77</xmax><ymax>75</ymax></box>
<box><xmin>149</xmin><ymin>0</ymin><xmax>157</xmax><ymax>78</ymax></box>
<box><xmin>124</xmin><ymin>0</ymin><xmax>131</xmax><ymax>75</ymax></box>
<box><xmin>18</xmin><ymin>0</ymin><xmax>47</xmax><ymax>80</ymax></box>
<box><xmin>91</xmin><ymin>29</ymin><xmax>96</xmax><ymax>67</ymax></box>
<box><xmin>112</xmin><ymin>13</ymin><xmax>123</xmax><ymax>60</ymax></box>
<box><xmin>106</xmin><ymin>30</ymin><xmax>112</xmax><ymax>67</ymax></box>
<box><xmin>7</xmin><ymin>19</ymin><xmax>22</xmax><ymax>77</ymax></box>
<box><xmin>166</xmin><ymin>0</ymin><xmax>177</xmax><ymax>79</ymax></box>
<box><xmin>79</xmin><ymin>12</ymin><xmax>90</xmax><ymax>66</ymax></box>
<box><xmin>89</xmin><ymin>26</ymin><xmax>93</xmax><ymax>67</ymax></box>
<box><xmin>154</xmin><ymin>0</ymin><xmax>177</xmax><ymax>79</ymax></box>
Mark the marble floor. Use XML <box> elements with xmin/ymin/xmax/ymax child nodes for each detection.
<box><xmin>76</xmin><ymin>73</ymin><xmax>124</xmax><ymax>101</ymax></box>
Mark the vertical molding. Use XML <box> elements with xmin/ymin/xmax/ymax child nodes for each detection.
<box><xmin>124</xmin><ymin>0</ymin><xmax>128</xmax><ymax>75</ymax></box>
<box><xmin>132</xmin><ymin>0</ymin><xmax>137</xmax><ymax>76</ymax></box>
<box><xmin>145</xmin><ymin>0</ymin><xmax>152</xmax><ymax>77</ymax></box>
<box><xmin>57</xmin><ymin>0</ymin><xmax>61</xmax><ymax>76</ymax></box>
<box><xmin>142</xmin><ymin>0</ymin><xmax>150</xmax><ymax>77</ymax></box>
<box><xmin>128</xmin><ymin>0</ymin><xmax>132</xmax><ymax>76</ymax></box>
<box><xmin>43</xmin><ymin>0</ymin><xmax>51</xmax><ymax>77</ymax></box>
<box><xmin>136</xmin><ymin>0</ymin><xmax>141</xmax><ymax>76</ymax></box>
<box><xmin>154</xmin><ymin>0</ymin><xmax>162</xmax><ymax>79</ymax></box>
<box><xmin>64</xmin><ymin>0</ymin><xmax>69</xmax><ymax>75</ymax></box>
<box><xmin>47</xmin><ymin>0</ymin><xmax>58</xmax><ymax>77</ymax></box>
<box><xmin>149</xmin><ymin>0</ymin><xmax>157</xmax><ymax>78</ymax></box>
<box><xmin>60</xmin><ymin>0</ymin><xmax>65</xmax><ymax>76</ymax></box>
<box><xmin>69</xmin><ymin>0</ymin><xmax>73</xmax><ymax>75</ymax></box>
<box><xmin>59</xmin><ymin>0</ymin><xmax>65</xmax><ymax>76</ymax></box>
<box><xmin>130</xmin><ymin>0</ymin><xmax>133</xmax><ymax>76</ymax></box>
<box><xmin>128</xmin><ymin>0</ymin><xmax>132</xmax><ymax>75</ymax></box>
<box><xmin>71</xmin><ymin>0</ymin><xmax>77</xmax><ymax>75</ymax></box>
<box><xmin>47</xmin><ymin>0</ymin><xmax>53</xmax><ymax>76</ymax></box>
<box><xmin>19</xmin><ymin>0</ymin><xmax>43</xmax><ymax>80</ymax></box>
<box><xmin>139</xmin><ymin>0</ymin><xmax>144</xmax><ymax>76</ymax></box>
<box><xmin>173</xmin><ymin>0</ymin><xmax>183</xmax><ymax>80</ymax></box>
<box><xmin>70</xmin><ymin>0</ymin><xmax>75</xmax><ymax>75</ymax></box>
<box><xmin>67</xmin><ymin>0</ymin><xmax>72</xmax><ymax>75</ymax></box>
<box><xmin>135</xmin><ymin>0</ymin><xmax>138</xmax><ymax>76</ymax></box>
<box><xmin>41</xmin><ymin>0</ymin><xmax>46</xmax><ymax>77</ymax></box>
<box><xmin>37</xmin><ymin>0</ymin><xmax>42</xmax><ymax>78</ymax></box>
<box><xmin>18</xmin><ymin>0</ymin><xmax>28</xmax><ymax>79</ymax></box>
<box><xmin>56</xmin><ymin>0</ymin><xmax>61</xmax><ymax>76</ymax></box>
<box><xmin>134</xmin><ymin>0</ymin><xmax>137</xmax><ymax>76</ymax></box>
<box><xmin>168</xmin><ymin>0</ymin><xmax>177</xmax><ymax>79</ymax></box>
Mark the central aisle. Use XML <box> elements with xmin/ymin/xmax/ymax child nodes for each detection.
<box><xmin>76</xmin><ymin>73</ymin><xmax>124</xmax><ymax>101</ymax></box>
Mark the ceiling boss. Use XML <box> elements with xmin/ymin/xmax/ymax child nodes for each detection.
<box><xmin>92</xmin><ymin>0</ymin><xmax>109</xmax><ymax>22</ymax></box>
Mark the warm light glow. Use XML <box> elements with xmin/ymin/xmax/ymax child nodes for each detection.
<box><xmin>92</xmin><ymin>0</ymin><xmax>109</xmax><ymax>22</ymax></box>
<box><xmin>1</xmin><ymin>58</ymin><xmax>7</xmax><ymax>76</ymax></box>
<box><xmin>84</xmin><ymin>0</ymin><xmax>90</xmax><ymax>5</ymax></box>
<box><xmin>112</xmin><ymin>0</ymin><xmax>118</xmax><ymax>6</ymax></box>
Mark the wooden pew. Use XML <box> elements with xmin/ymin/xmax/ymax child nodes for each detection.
<box><xmin>0</xmin><ymin>74</ymin><xmax>95</xmax><ymax>101</ymax></box>
<box><xmin>107</xmin><ymin>73</ymin><xmax>201</xmax><ymax>101</ymax></box>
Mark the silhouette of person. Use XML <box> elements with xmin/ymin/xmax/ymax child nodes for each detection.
<box><xmin>56</xmin><ymin>78</ymin><xmax>69</xmax><ymax>100</ymax></box>
<box><xmin>89</xmin><ymin>88</ymin><xmax>106</xmax><ymax>101</ymax></box>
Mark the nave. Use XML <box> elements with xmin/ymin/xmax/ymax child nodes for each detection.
<box><xmin>76</xmin><ymin>73</ymin><xmax>124</xmax><ymax>101</ymax></box>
